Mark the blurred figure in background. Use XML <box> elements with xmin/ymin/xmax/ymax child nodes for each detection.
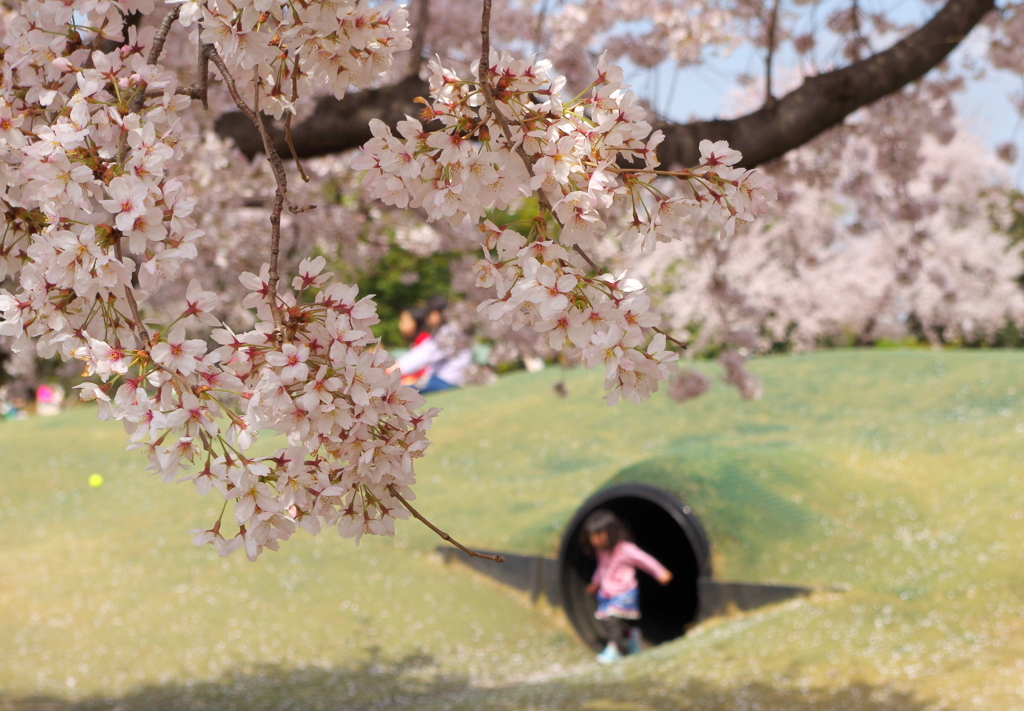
<box><xmin>0</xmin><ymin>385</ymin><xmax>26</xmax><ymax>421</ymax></box>
<box><xmin>396</xmin><ymin>305</ymin><xmax>432</xmax><ymax>387</ymax></box>
<box><xmin>36</xmin><ymin>383</ymin><xmax>64</xmax><ymax>416</ymax></box>
<box><xmin>393</xmin><ymin>296</ymin><xmax>472</xmax><ymax>394</ymax></box>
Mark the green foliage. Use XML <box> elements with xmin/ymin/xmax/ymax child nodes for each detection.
<box><xmin>486</xmin><ymin>196</ymin><xmax>541</xmax><ymax>236</ymax></box>
<box><xmin>355</xmin><ymin>244</ymin><xmax>459</xmax><ymax>347</ymax></box>
<box><xmin>335</xmin><ymin>198</ymin><xmax>545</xmax><ymax>352</ymax></box>
<box><xmin>1002</xmin><ymin>189</ymin><xmax>1024</xmax><ymax>245</ymax></box>
<box><xmin>871</xmin><ymin>336</ymin><xmax>931</xmax><ymax>349</ymax></box>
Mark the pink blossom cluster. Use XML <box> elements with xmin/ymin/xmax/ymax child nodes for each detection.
<box><xmin>181</xmin><ymin>0</ymin><xmax>410</xmax><ymax>116</ymax></box>
<box><xmin>472</xmin><ymin>225</ymin><xmax>678</xmax><ymax>404</ymax></box>
<box><xmin>164</xmin><ymin>263</ymin><xmax>432</xmax><ymax>559</ymax></box>
<box><xmin>0</xmin><ymin>1</ymin><xmax>197</xmax><ymax>362</ymax></box>
<box><xmin>355</xmin><ymin>51</ymin><xmax>776</xmax><ymax>403</ymax></box>
<box><xmin>69</xmin><ymin>261</ymin><xmax>434</xmax><ymax>560</ymax></box>
<box><xmin>0</xmin><ymin>1</ymin><xmax>429</xmax><ymax>559</ymax></box>
<box><xmin>358</xmin><ymin>53</ymin><xmax>773</xmax><ymax>238</ymax></box>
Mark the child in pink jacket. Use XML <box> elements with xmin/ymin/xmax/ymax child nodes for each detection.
<box><xmin>583</xmin><ymin>509</ymin><xmax>673</xmax><ymax>664</ymax></box>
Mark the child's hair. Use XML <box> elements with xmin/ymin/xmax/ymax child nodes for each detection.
<box><xmin>425</xmin><ymin>294</ymin><xmax>448</xmax><ymax>330</ymax></box>
<box><xmin>408</xmin><ymin>305</ymin><xmax>430</xmax><ymax>331</ymax></box>
<box><xmin>580</xmin><ymin>509</ymin><xmax>631</xmax><ymax>556</ymax></box>
<box><xmin>426</xmin><ymin>294</ymin><xmax>449</xmax><ymax>315</ymax></box>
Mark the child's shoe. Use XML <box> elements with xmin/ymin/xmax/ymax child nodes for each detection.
<box><xmin>627</xmin><ymin>626</ymin><xmax>643</xmax><ymax>655</ymax></box>
<box><xmin>596</xmin><ymin>642</ymin><xmax>623</xmax><ymax>665</ymax></box>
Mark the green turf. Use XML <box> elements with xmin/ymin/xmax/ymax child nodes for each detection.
<box><xmin>0</xmin><ymin>406</ymin><xmax>587</xmax><ymax>710</ymax></box>
<box><xmin>3</xmin><ymin>349</ymin><xmax>1024</xmax><ymax>710</ymax></box>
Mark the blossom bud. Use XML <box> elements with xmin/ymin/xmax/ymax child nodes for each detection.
<box><xmin>95</xmin><ymin>224</ymin><xmax>117</xmax><ymax>249</ymax></box>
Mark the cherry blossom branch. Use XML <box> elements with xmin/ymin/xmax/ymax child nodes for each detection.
<box><xmin>111</xmin><ymin>5</ymin><xmax>182</xmax><ymax>347</ymax></box>
<box><xmin>474</xmin><ymin>11</ymin><xmax>700</xmax><ymax>361</ymax></box>
<box><xmin>575</xmin><ymin>247</ymin><xmax>686</xmax><ymax>350</ymax></box>
<box><xmin>356</xmin><ymin>48</ymin><xmax>769</xmax><ymax>404</ymax></box>
<box><xmin>2</xmin><ymin>0</ymin><xmax>436</xmax><ymax>562</ymax></box>
<box><xmin>113</xmin><ymin>239</ymin><xmax>150</xmax><ymax>344</ymax></box>
<box><xmin>205</xmin><ymin>45</ymin><xmax>288</xmax><ymax>343</ymax></box>
<box><xmin>146</xmin><ymin>6</ymin><xmax>181</xmax><ymax>65</ymax></box>
<box><xmin>177</xmin><ymin>42</ymin><xmax>212</xmax><ymax>109</ymax></box>
<box><xmin>126</xmin><ymin>5</ymin><xmax>181</xmax><ymax>115</ymax></box>
<box><xmin>216</xmin><ymin>0</ymin><xmax>994</xmax><ymax>171</ymax></box>
<box><xmin>653</xmin><ymin>326</ymin><xmax>689</xmax><ymax>350</ymax></box>
<box><xmin>386</xmin><ymin>485</ymin><xmax>505</xmax><ymax>563</ymax></box>
<box><xmin>572</xmin><ymin>245</ymin><xmax>599</xmax><ymax>272</ymax></box>
<box><xmin>477</xmin><ymin>0</ymin><xmax>551</xmax><ymax>215</ymax></box>
<box><xmin>477</xmin><ymin>0</ymin><xmax>513</xmax><ymax>145</ymax></box>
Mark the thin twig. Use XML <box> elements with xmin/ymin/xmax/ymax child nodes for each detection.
<box><xmin>849</xmin><ymin>0</ymin><xmax>873</xmax><ymax>60</ymax></box>
<box><xmin>387</xmin><ymin>485</ymin><xmax>505</xmax><ymax>563</ymax></box>
<box><xmin>113</xmin><ymin>5</ymin><xmax>180</xmax><ymax>348</ymax></box>
<box><xmin>285</xmin><ymin>54</ymin><xmax>309</xmax><ymax>182</ymax></box>
<box><xmin>532</xmin><ymin>0</ymin><xmax>549</xmax><ymax>55</ymax></box>
<box><xmin>572</xmin><ymin>244</ymin><xmax>599</xmax><ymax>272</ymax></box>
<box><xmin>478</xmin><ymin>0</ymin><xmax>544</xmax><ymax>208</ymax></box>
<box><xmin>602</xmin><ymin>165</ymin><xmax>688</xmax><ymax>176</ymax></box>
<box><xmin>198</xmin><ymin>39</ymin><xmax>211</xmax><ymax>109</ymax></box>
<box><xmin>284</xmin><ymin>116</ymin><xmax>305</xmax><ymax>177</ymax></box>
<box><xmin>176</xmin><ymin>41</ymin><xmax>212</xmax><ymax>109</ymax></box>
<box><xmin>477</xmin><ymin>0</ymin><xmax>512</xmax><ymax>143</ymax></box>
<box><xmin>205</xmin><ymin>45</ymin><xmax>288</xmax><ymax>343</ymax></box>
<box><xmin>653</xmin><ymin>325</ymin><xmax>689</xmax><ymax>350</ymax></box>
<box><xmin>254</xmin><ymin>71</ymin><xmax>288</xmax><ymax>342</ymax></box>
<box><xmin>126</xmin><ymin>5</ymin><xmax>181</xmax><ymax>116</ymax></box>
<box><xmin>113</xmin><ymin>238</ymin><xmax>150</xmax><ymax>344</ymax></box>
<box><xmin>478</xmin><ymin>0</ymin><xmax>494</xmax><ymax>104</ymax></box>
<box><xmin>121</xmin><ymin>5</ymin><xmax>180</xmax><ymax>160</ymax></box>
<box><xmin>146</xmin><ymin>6</ymin><xmax>181</xmax><ymax>65</ymax></box>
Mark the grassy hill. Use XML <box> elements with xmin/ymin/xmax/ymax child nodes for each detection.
<box><xmin>2</xmin><ymin>349</ymin><xmax>1023</xmax><ymax>710</ymax></box>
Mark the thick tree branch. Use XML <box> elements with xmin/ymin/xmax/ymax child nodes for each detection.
<box><xmin>654</xmin><ymin>0</ymin><xmax>994</xmax><ymax>169</ymax></box>
<box><xmin>214</xmin><ymin>74</ymin><xmax>430</xmax><ymax>159</ymax></box>
<box><xmin>408</xmin><ymin>0</ymin><xmax>430</xmax><ymax>77</ymax></box>
<box><xmin>763</xmin><ymin>0</ymin><xmax>780</xmax><ymax>108</ymax></box>
<box><xmin>214</xmin><ymin>0</ymin><xmax>993</xmax><ymax>169</ymax></box>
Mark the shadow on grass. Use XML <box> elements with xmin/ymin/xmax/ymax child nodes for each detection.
<box><xmin>0</xmin><ymin>649</ymin><xmax>463</xmax><ymax>711</ymax></box>
<box><xmin>1</xmin><ymin>652</ymin><xmax>951</xmax><ymax>711</ymax></box>
<box><xmin>486</xmin><ymin>676</ymin><xmax>953</xmax><ymax>711</ymax></box>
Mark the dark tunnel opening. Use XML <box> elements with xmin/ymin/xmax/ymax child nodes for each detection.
<box><xmin>558</xmin><ymin>484</ymin><xmax>711</xmax><ymax>651</ymax></box>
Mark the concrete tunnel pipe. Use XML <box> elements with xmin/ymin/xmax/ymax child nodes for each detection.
<box><xmin>557</xmin><ymin>483</ymin><xmax>712</xmax><ymax>652</ymax></box>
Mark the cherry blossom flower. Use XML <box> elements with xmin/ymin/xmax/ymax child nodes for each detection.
<box><xmin>151</xmin><ymin>327</ymin><xmax>207</xmax><ymax>376</ymax></box>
